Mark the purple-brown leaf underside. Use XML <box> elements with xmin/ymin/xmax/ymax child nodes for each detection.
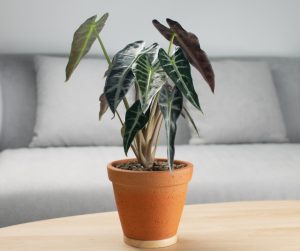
<box><xmin>152</xmin><ymin>19</ymin><xmax>215</xmax><ymax>92</ymax></box>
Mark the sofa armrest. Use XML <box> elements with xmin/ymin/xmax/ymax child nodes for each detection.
<box><xmin>0</xmin><ymin>64</ymin><xmax>3</xmax><ymax>148</ymax></box>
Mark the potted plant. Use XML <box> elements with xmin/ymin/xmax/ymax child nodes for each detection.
<box><xmin>65</xmin><ymin>13</ymin><xmax>214</xmax><ymax>248</ymax></box>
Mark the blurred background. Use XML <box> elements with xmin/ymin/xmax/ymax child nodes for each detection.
<box><xmin>0</xmin><ymin>0</ymin><xmax>299</xmax><ymax>56</ymax></box>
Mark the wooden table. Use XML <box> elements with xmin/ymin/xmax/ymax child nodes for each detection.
<box><xmin>1</xmin><ymin>201</ymin><xmax>300</xmax><ymax>251</ymax></box>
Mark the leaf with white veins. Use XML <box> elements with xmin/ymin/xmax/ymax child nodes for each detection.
<box><xmin>123</xmin><ymin>100</ymin><xmax>150</xmax><ymax>155</ymax></box>
<box><xmin>158</xmin><ymin>47</ymin><xmax>201</xmax><ymax>111</ymax></box>
<box><xmin>133</xmin><ymin>54</ymin><xmax>165</xmax><ymax>112</ymax></box>
<box><xmin>104</xmin><ymin>41</ymin><xmax>145</xmax><ymax>114</ymax></box>
<box><xmin>159</xmin><ymin>85</ymin><xmax>183</xmax><ymax>170</ymax></box>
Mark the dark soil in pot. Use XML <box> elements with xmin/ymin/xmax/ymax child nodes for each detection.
<box><xmin>115</xmin><ymin>160</ymin><xmax>186</xmax><ymax>171</ymax></box>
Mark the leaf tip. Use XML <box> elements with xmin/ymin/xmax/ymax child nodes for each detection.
<box><xmin>166</xmin><ymin>18</ymin><xmax>177</xmax><ymax>27</ymax></box>
<box><xmin>123</xmin><ymin>143</ymin><xmax>129</xmax><ymax>157</ymax></box>
<box><xmin>65</xmin><ymin>75</ymin><xmax>70</xmax><ymax>82</ymax></box>
<box><xmin>210</xmin><ymin>81</ymin><xmax>215</xmax><ymax>93</ymax></box>
<box><xmin>206</xmin><ymin>76</ymin><xmax>215</xmax><ymax>93</ymax></box>
<box><xmin>99</xmin><ymin>112</ymin><xmax>103</xmax><ymax>121</ymax></box>
<box><xmin>65</xmin><ymin>65</ymin><xmax>71</xmax><ymax>82</ymax></box>
<box><xmin>195</xmin><ymin>103</ymin><xmax>203</xmax><ymax>114</ymax></box>
<box><xmin>96</xmin><ymin>12</ymin><xmax>109</xmax><ymax>22</ymax></box>
<box><xmin>158</xmin><ymin>47</ymin><xmax>166</xmax><ymax>55</ymax></box>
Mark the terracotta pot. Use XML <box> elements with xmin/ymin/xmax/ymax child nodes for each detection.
<box><xmin>107</xmin><ymin>158</ymin><xmax>193</xmax><ymax>248</ymax></box>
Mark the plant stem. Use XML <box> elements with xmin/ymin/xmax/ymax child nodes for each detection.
<box><xmin>96</xmin><ymin>34</ymin><xmax>112</xmax><ymax>67</ymax></box>
<box><xmin>122</xmin><ymin>96</ymin><xmax>130</xmax><ymax>110</ymax></box>
<box><xmin>145</xmin><ymin>95</ymin><xmax>158</xmax><ymax>139</ymax></box>
<box><xmin>115</xmin><ymin>110</ymin><xmax>124</xmax><ymax>126</ymax></box>
<box><xmin>167</xmin><ymin>33</ymin><xmax>176</xmax><ymax>56</ymax></box>
<box><xmin>152</xmin><ymin>115</ymin><xmax>163</xmax><ymax>156</ymax></box>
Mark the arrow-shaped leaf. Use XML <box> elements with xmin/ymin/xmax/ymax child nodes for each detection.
<box><xmin>152</xmin><ymin>18</ymin><xmax>215</xmax><ymax>92</ymax></box>
<box><xmin>158</xmin><ymin>47</ymin><xmax>201</xmax><ymax>111</ymax></box>
<box><xmin>159</xmin><ymin>85</ymin><xmax>183</xmax><ymax>170</ymax></box>
<box><xmin>104</xmin><ymin>41</ymin><xmax>145</xmax><ymax>114</ymax></box>
<box><xmin>123</xmin><ymin>100</ymin><xmax>150</xmax><ymax>155</ymax></box>
<box><xmin>66</xmin><ymin>13</ymin><xmax>109</xmax><ymax>81</ymax></box>
<box><xmin>133</xmin><ymin>54</ymin><xmax>165</xmax><ymax>112</ymax></box>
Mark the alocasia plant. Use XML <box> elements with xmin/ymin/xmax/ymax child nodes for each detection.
<box><xmin>66</xmin><ymin>13</ymin><xmax>214</xmax><ymax>170</ymax></box>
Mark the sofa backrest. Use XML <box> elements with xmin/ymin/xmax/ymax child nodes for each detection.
<box><xmin>265</xmin><ymin>58</ymin><xmax>300</xmax><ymax>143</ymax></box>
<box><xmin>0</xmin><ymin>55</ymin><xmax>299</xmax><ymax>150</ymax></box>
<box><xmin>0</xmin><ymin>55</ymin><xmax>191</xmax><ymax>150</ymax></box>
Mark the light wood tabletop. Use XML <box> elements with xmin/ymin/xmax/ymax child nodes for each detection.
<box><xmin>1</xmin><ymin>201</ymin><xmax>300</xmax><ymax>251</ymax></box>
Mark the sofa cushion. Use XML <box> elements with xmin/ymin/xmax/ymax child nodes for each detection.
<box><xmin>0</xmin><ymin>56</ymin><xmax>36</xmax><ymax>150</ymax></box>
<box><xmin>1</xmin><ymin>144</ymin><xmax>300</xmax><ymax>227</ymax></box>
<box><xmin>267</xmin><ymin>58</ymin><xmax>300</xmax><ymax>142</ymax></box>
<box><xmin>188</xmin><ymin>60</ymin><xmax>288</xmax><ymax>144</ymax></box>
<box><xmin>30</xmin><ymin>56</ymin><xmax>125</xmax><ymax>147</ymax></box>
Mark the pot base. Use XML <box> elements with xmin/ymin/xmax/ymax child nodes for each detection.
<box><xmin>123</xmin><ymin>235</ymin><xmax>177</xmax><ymax>249</ymax></box>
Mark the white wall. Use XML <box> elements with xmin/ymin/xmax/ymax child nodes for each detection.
<box><xmin>0</xmin><ymin>0</ymin><xmax>299</xmax><ymax>57</ymax></box>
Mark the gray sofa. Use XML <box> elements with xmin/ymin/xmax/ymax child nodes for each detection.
<box><xmin>0</xmin><ymin>56</ymin><xmax>300</xmax><ymax>228</ymax></box>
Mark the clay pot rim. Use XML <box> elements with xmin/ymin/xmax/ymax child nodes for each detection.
<box><xmin>107</xmin><ymin>157</ymin><xmax>193</xmax><ymax>174</ymax></box>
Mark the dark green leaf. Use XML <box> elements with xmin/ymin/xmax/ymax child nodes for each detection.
<box><xmin>133</xmin><ymin>54</ymin><xmax>165</xmax><ymax>112</ymax></box>
<box><xmin>123</xmin><ymin>100</ymin><xmax>150</xmax><ymax>155</ymax></box>
<box><xmin>158</xmin><ymin>47</ymin><xmax>201</xmax><ymax>111</ymax></box>
<box><xmin>152</xmin><ymin>18</ymin><xmax>215</xmax><ymax>92</ymax></box>
<box><xmin>66</xmin><ymin>13</ymin><xmax>109</xmax><ymax>81</ymax></box>
<box><xmin>159</xmin><ymin>85</ymin><xmax>183</xmax><ymax>170</ymax></box>
<box><xmin>104</xmin><ymin>41</ymin><xmax>145</xmax><ymax>114</ymax></box>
